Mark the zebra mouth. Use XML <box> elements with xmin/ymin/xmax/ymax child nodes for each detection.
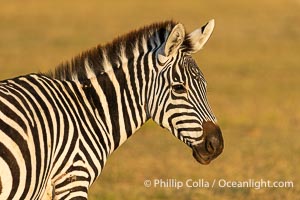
<box><xmin>191</xmin><ymin>136</ymin><xmax>223</xmax><ymax>165</ymax></box>
<box><xmin>192</xmin><ymin>145</ymin><xmax>212</xmax><ymax>165</ymax></box>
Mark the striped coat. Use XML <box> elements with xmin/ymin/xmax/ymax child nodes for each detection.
<box><xmin>0</xmin><ymin>20</ymin><xmax>223</xmax><ymax>199</ymax></box>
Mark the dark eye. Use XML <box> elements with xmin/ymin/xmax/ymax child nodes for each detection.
<box><xmin>172</xmin><ymin>83</ymin><xmax>187</xmax><ymax>94</ymax></box>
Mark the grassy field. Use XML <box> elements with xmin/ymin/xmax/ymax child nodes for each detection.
<box><xmin>0</xmin><ymin>0</ymin><xmax>299</xmax><ymax>199</ymax></box>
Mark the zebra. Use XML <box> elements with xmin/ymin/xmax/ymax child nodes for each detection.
<box><xmin>0</xmin><ymin>19</ymin><xmax>223</xmax><ymax>199</ymax></box>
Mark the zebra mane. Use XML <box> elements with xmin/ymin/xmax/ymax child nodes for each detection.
<box><xmin>47</xmin><ymin>20</ymin><xmax>192</xmax><ymax>82</ymax></box>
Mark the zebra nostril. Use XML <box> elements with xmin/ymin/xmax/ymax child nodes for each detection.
<box><xmin>205</xmin><ymin>139</ymin><xmax>215</xmax><ymax>154</ymax></box>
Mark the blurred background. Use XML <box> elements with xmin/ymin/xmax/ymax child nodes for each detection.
<box><xmin>0</xmin><ymin>0</ymin><xmax>299</xmax><ymax>199</ymax></box>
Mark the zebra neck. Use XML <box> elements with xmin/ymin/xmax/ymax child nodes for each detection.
<box><xmin>77</xmin><ymin>50</ymin><xmax>153</xmax><ymax>152</ymax></box>
<box><xmin>49</xmin><ymin>22</ymin><xmax>173</xmax><ymax>151</ymax></box>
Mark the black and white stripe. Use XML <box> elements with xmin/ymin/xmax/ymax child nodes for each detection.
<box><xmin>0</xmin><ymin>19</ymin><xmax>223</xmax><ymax>199</ymax></box>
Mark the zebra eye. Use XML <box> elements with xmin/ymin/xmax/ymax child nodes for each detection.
<box><xmin>172</xmin><ymin>83</ymin><xmax>187</xmax><ymax>94</ymax></box>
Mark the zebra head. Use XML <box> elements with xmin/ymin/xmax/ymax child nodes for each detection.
<box><xmin>148</xmin><ymin>20</ymin><xmax>223</xmax><ymax>164</ymax></box>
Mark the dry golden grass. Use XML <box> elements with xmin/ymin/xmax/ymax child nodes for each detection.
<box><xmin>0</xmin><ymin>0</ymin><xmax>299</xmax><ymax>199</ymax></box>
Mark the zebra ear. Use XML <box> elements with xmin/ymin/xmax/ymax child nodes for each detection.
<box><xmin>187</xmin><ymin>19</ymin><xmax>215</xmax><ymax>53</ymax></box>
<box><xmin>162</xmin><ymin>23</ymin><xmax>185</xmax><ymax>57</ymax></box>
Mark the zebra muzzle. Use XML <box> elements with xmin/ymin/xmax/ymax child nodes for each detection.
<box><xmin>192</xmin><ymin>121</ymin><xmax>224</xmax><ymax>165</ymax></box>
